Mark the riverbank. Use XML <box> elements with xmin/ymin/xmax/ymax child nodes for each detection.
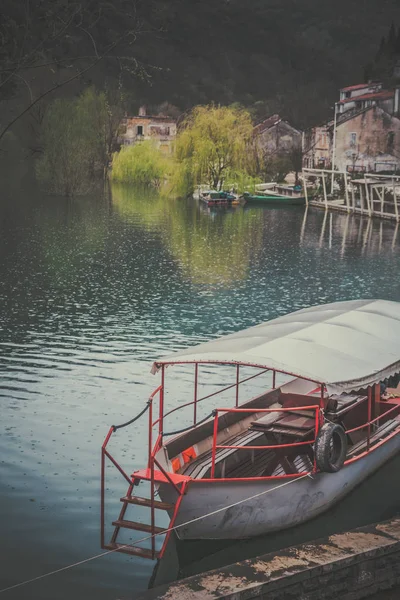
<box><xmin>137</xmin><ymin>516</ymin><xmax>400</xmax><ymax>600</ymax></box>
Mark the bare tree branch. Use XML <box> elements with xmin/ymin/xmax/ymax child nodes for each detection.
<box><xmin>0</xmin><ymin>30</ymin><xmax>137</xmax><ymax>143</ymax></box>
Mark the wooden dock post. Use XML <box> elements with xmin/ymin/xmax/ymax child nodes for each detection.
<box><xmin>364</xmin><ymin>176</ymin><xmax>372</xmax><ymax>217</ymax></box>
<box><xmin>360</xmin><ymin>184</ymin><xmax>365</xmax><ymax>215</ymax></box>
<box><xmin>393</xmin><ymin>177</ymin><xmax>399</xmax><ymax>222</ymax></box>
<box><xmin>303</xmin><ymin>170</ymin><xmax>309</xmax><ymax>206</ymax></box>
<box><xmin>322</xmin><ymin>172</ymin><xmax>328</xmax><ymax>210</ymax></box>
<box><xmin>344</xmin><ymin>173</ymin><xmax>350</xmax><ymax>213</ymax></box>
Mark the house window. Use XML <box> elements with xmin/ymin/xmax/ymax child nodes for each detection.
<box><xmin>137</xmin><ymin>125</ymin><xmax>143</xmax><ymax>136</ymax></box>
<box><xmin>387</xmin><ymin>131</ymin><xmax>395</xmax><ymax>153</ymax></box>
<box><xmin>350</xmin><ymin>132</ymin><xmax>357</xmax><ymax>148</ymax></box>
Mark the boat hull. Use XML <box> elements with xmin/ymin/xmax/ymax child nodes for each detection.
<box><xmin>160</xmin><ymin>432</ymin><xmax>400</xmax><ymax>540</ymax></box>
<box><xmin>245</xmin><ymin>194</ymin><xmax>305</xmax><ymax>205</ymax></box>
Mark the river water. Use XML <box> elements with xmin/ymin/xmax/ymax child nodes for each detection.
<box><xmin>1</xmin><ymin>186</ymin><xmax>400</xmax><ymax>599</ymax></box>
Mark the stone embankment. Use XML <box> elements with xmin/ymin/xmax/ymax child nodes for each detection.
<box><xmin>137</xmin><ymin>516</ymin><xmax>400</xmax><ymax>600</ymax></box>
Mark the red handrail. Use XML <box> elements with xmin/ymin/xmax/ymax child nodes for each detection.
<box><xmin>345</xmin><ymin>403</ymin><xmax>400</xmax><ymax>434</ymax></box>
<box><xmin>210</xmin><ymin>405</ymin><xmax>321</xmax><ymax>478</ymax></box>
<box><xmin>215</xmin><ymin>440</ymin><xmax>316</xmax><ymax>450</ymax></box>
<box><xmin>152</xmin><ymin>368</ymin><xmax>271</xmax><ymax>426</ymax></box>
<box><xmin>214</xmin><ymin>405</ymin><xmax>320</xmax><ymax>413</ymax></box>
<box><xmin>101</xmin><ymin>386</ymin><xmax>162</xmax><ymax>551</ymax></box>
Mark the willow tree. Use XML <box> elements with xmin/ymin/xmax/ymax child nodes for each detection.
<box><xmin>111</xmin><ymin>141</ymin><xmax>172</xmax><ymax>187</ymax></box>
<box><xmin>175</xmin><ymin>105</ymin><xmax>256</xmax><ymax>191</ymax></box>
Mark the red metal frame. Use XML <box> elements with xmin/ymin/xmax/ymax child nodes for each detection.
<box><xmin>344</xmin><ymin>426</ymin><xmax>400</xmax><ymax>465</ymax></box>
<box><xmin>101</xmin><ymin>360</ymin><xmax>400</xmax><ymax>559</ymax></box>
<box><xmin>194</xmin><ymin>363</ymin><xmax>198</xmax><ymax>424</ymax></box>
<box><xmin>209</xmin><ymin>405</ymin><xmax>320</xmax><ymax>478</ymax></box>
<box><xmin>345</xmin><ymin>403</ymin><xmax>400</xmax><ymax>435</ymax></box>
<box><xmin>153</xmin><ymin>367</ymin><xmax>271</xmax><ymax>427</ymax></box>
<box><xmin>235</xmin><ymin>365</ymin><xmax>240</xmax><ymax>407</ymax></box>
<box><xmin>154</xmin><ymin>359</ymin><xmax>322</xmax><ymax>386</ymax></box>
<box><xmin>101</xmin><ymin>384</ymin><xmax>163</xmax><ymax>556</ymax></box>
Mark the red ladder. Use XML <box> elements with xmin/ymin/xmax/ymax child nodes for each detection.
<box><xmin>104</xmin><ymin>469</ymin><xmax>190</xmax><ymax>560</ymax></box>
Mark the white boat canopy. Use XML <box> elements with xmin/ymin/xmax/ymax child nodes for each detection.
<box><xmin>152</xmin><ymin>299</ymin><xmax>400</xmax><ymax>394</ymax></box>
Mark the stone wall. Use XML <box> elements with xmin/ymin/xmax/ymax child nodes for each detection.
<box><xmin>137</xmin><ymin>517</ymin><xmax>400</xmax><ymax>600</ymax></box>
<box><xmin>335</xmin><ymin>106</ymin><xmax>400</xmax><ymax>173</ymax></box>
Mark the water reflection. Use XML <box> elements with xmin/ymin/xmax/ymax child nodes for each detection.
<box><xmin>1</xmin><ymin>190</ymin><xmax>400</xmax><ymax>599</ymax></box>
<box><xmin>300</xmin><ymin>206</ymin><xmax>400</xmax><ymax>256</ymax></box>
<box><xmin>111</xmin><ymin>185</ymin><xmax>263</xmax><ymax>287</ymax></box>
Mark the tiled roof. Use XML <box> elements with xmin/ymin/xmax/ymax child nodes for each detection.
<box><xmin>340</xmin><ymin>83</ymin><xmax>374</xmax><ymax>92</ymax></box>
<box><xmin>338</xmin><ymin>90</ymin><xmax>394</xmax><ymax>105</ymax></box>
<box><xmin>125</xmin><ymin>115</ymin><xmax>177</xmax><ymax>122</ymax></box>
<box><xmin>253</xmin><ymin>114</ymin><xmax>281</xmax><ymax>134</ymax></box>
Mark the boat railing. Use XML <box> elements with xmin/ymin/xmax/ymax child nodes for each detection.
<box><xmin>344</xmin><ymin>401</ymin><xmax>400</xmax><ymax>458</ymax></box>
<box><xmin>152</xmin><ymin>364</ymin><xmax>275</xmax><ymax>436</ymax></box>
<box><xmin>100</xmin><ymin>383</ymin><xmax>163</xmax><ymax>550</ymax></box>
<box><xmin>209</xmin><ymin>405</ymin><xmax>321</xmax><ymax>478</ymax></box>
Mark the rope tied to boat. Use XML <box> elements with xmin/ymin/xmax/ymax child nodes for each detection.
<box><xmin>0</xmin><ymin>473</ymin><xmax>309</xmax><ymax>595</ymax></box>
<box><xmin>112</xmin><ymin>399</ymin><xmax>152</xmax><ymax>431</ymax></box>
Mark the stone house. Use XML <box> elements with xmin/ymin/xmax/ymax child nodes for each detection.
<box><xmin>302</xmin><ymin>124</ymin><xmax>332</xmax><ymax>169</ymax></box>
<box><xmin>303</xmin><ymin>83</ymin><xmax>400</xmax><ymax>173</ymax></box>
<box><xmin>334</xmin><ymin>105</ymin><xmax>400</xmax><ymax>173</ymax></box>
<box><xmin>254</xmin><ymin>114</ymin><xmax>302</xmax><ymax>155</ymax></box>
<box><xmin>118</xmin><ymin>106</ymin><xmax>177</xmax><ymax>154</ymax></box>
<box><xmin>337</xmin><ymin>82</ymin><xmax>395</xmax><ymax>115</ymax></box>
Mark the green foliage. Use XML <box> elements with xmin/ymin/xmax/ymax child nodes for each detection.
<box><xmin>164</xmin><ymin>158</ymin><xmax>194</xmax><ymax>198</ymax></box>
<box><xmin>36</xmin><ymin>87</ymin><xmax>124</xmax><ymax>195</ymax></box>
<box><xmin>37</xmin><ymin>88</ymin><xmax>106</xmax><ymax>195</ymax></box>
<box><xmin>111</xmin><ymin>141</ymin><xmax>172</xmax><ymax>187</ymax></box>
<box><xmin>258</xmin><ymin>146</ymin><xmax>303</xmax><ymax>184</ymax></box>
<box><xmin>175</xmin><ymin>105</ymin><xmax>255</xmax><ymax>190</ymax></box>
<box><xmin>259</xmin><ymin>153</ymin><xmax>293</xmax><ymax>183</ymax></box>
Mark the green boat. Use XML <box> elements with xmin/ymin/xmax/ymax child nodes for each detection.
<box><xmin>243</xmin><ymin>186</ymin><xmax>306</xmax><ymax>205</ymax></box>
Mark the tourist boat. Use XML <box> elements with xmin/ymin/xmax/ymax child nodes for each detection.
<box><xmin>101</xmin><ymin>299</ymin><xmax>400</xmax><ymax>560</ymax></box>
<box><xmin>243</xmin><ymin>184</ymin><xmax>305</xmax><ymax>205</ymax></box>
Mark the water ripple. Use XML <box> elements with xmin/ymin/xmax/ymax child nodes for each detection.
<box><xmin>1</xmin><ymin>191</ymin><xmax>400</xmax><ymax>598</ymax></box>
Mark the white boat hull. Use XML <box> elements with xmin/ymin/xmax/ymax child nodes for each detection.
<box><xmin>160</xmin><ymin>432</ymin><xmax>400</xmax><ymax>540</ymax></box>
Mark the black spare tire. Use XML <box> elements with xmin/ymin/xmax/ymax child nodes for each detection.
<box><xmin>314</xmin><ymin>422</ymin><xmax>347</xmax><ymax>473</ymax></box>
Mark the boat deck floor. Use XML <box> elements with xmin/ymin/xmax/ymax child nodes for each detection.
<box><xmin>182</xmin><ymin>429</ymin><xmax>267</xmax><ymax>479</ymax></box>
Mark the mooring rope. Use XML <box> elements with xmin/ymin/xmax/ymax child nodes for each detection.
<box><xmin>112</xmin><ymin>400</ymin><xmax>151</xmax><ymax>431</ymax></box>
<box><xmin>0</xmin><ymin>473</ymin><xmax>311</xmax><ymax>595</ymax></box>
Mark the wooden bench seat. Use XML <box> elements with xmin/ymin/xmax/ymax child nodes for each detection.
<box><xmin>181</xmin><ymin>429</ymin><xmax>266</xmax><ymax>478</ymax></box>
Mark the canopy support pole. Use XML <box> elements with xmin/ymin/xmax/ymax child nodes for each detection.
<box><xmin>159</xmin><ymin>365</ymin><xmax>165</xmax><ymax>438</ymax></box>
<box><xmin>236</xmin><ymin>364</ymin><xmax>240</xmax><ymax>407</ymax></box>
<box><xmin>194</xmin><ymin>363</ymin><xmax>198</xmax><ymax>424</ymax></box>
<box><xmin>374</xmin><ymin>383</ymin><xmax>380</xmax><ymax>429</ymax></box>
<box><xmin>367</xmin><ymin>386</ymin><xmax>372</xmax><ymax>451</ymax></box>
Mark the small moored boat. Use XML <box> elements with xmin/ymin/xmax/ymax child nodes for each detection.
<box><xmin>243</xmin><ymin>184</ymin><xmax>305</xmax><ymax>205</ymax></box>
<box><xmin>101</xmin><ymin>299</ymin><xmax>400</xmax><ymax>559</ymax></box>
<box><xmin>197</xmin><ymin>190</ymin><xmax>237</xmax><ymax>207</ymax></box>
